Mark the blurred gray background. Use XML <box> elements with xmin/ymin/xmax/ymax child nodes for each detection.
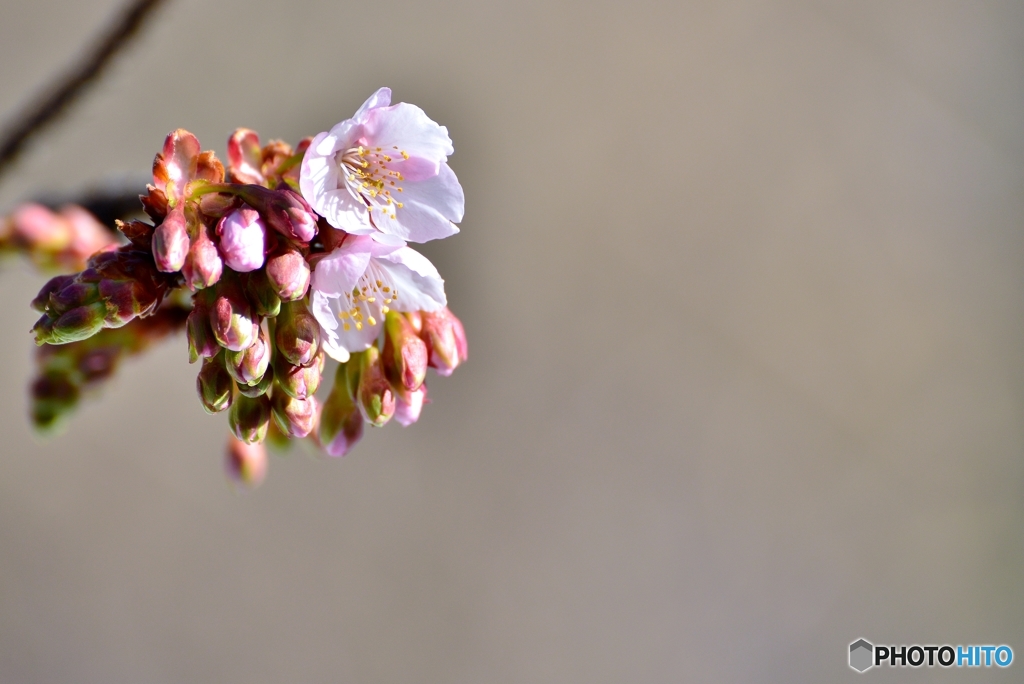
<box><xmin>0</xmin><ymin>0</ymin><xmax>1022</xmax><ymax>681</ymax></box>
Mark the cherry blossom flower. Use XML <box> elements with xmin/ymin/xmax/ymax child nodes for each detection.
<box><xmin>310</xmin><ymin>234</ymin><xmax>445</xmax><ymax>361</ymax></box>
<box><xmin>299</xmin><ymin>87</ymin><xmax>464</xmax><ymax>244</ymax></box>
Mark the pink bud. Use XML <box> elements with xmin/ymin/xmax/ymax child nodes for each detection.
<box><xmin>153</xmin><ymin>129</ymin><xmax>201</xmax><ymax>205</ymax></box>
<box><xmin>420</xmin><ymin>307</ymin><xmax>468</xmax><ymax>376</ymax></box>
<box><xmin>225</xmin><ymin>325</ymin><xmax>271</xmax><ymax>386</ymax></box>
<box><xmin>152</xmin><ymin>204</ymin><xmax>189</xmax><ymax>273</ymax></box>
<box><xmin>394</xmin><ymin>383</ymin><xmax>428</xmax><ymax>427</ymax></box>
<box><xmin>225</xmin><ymin>435</ymin><xmax>267</xmax><ymax>487</ymax></box>
<box><xmin>383</xmin><ymin>311</ymin><xmax>428</xmax><ymax>392</ymax></box>
<box><xmin>271</xmin><ymin>392</ymin><xmax>318</xmax><ymax>438</ymax></box>
<box><xmin>209</xmin><ymin>278</ymin><xmax>258</xmax><ymax>351</ymax></box>
<box><xmin>318</xmin><ymin>365</ymin><xmax>364</xmax><ymax>456</ymax></box>
<box><xmin>12</xmin><ymin>203</ymin><xmax>70</xmax><ymax>249</ymax></box>
<box><xmin>187</xmin><ymin>295</ymin><xmax>218</xmax><ymax>363</ymax></box>
<box><xmin>233</xmin><ymin>185</ymin><xmax>317</xmax><ymax>243</ymax></box>
<box><xmin>182</xmin><ymin>224</ymin><xmax>223</xmax><ymax>290</ymax></box>
<box><xmin>196</xmin><ymin>352</ymin><xmax>234</xmax><ymax>414</ymax></box>
<box><xmin>228</xmin><ymin>393</ymin><xmax>271</xmax><ymax>444</ymax></box>
<box><xmin>227</xmin><ymin>128</ymin><xmax>264</xmax><ymax>185</ymax></box>
<box><xmin>356</xmin><ymin>347</ymin><xmax>395</xmax><ymax>427</ymax></box>
<box><xmin>274</xmin><ymin>351</ymin><xmax>323</xmax><ymax>400</ymax></box>
<box><xmin>265</xmin><ymin>247</ymin><xmax>310</xmax><ymax>301</ymax></box>
<box><xmin>217</xmin><ymin>207</ymin><xmax>266</xmax><ymax>273</ymax></box>
<box><xmin>275</xmin><ymin>300</ymin><xmax>320</xmax><ymax>367</ymax></box>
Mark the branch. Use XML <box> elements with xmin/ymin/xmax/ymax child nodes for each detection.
<box><xmin>0</xmin><ymin>0</ymin><xmax>169</xmax><ymax>183</ymax></box>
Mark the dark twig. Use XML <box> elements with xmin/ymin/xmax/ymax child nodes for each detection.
<box><xmin>0</xmin><ymin>0</ymin><xmax>169</xmax><ymax>183</ymax></box>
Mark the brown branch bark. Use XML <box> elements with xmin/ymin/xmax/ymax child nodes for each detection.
<box><xmin>0</xmin><ymin>0</ymin><xmax>169</xmax><ymax>183</ymax></box>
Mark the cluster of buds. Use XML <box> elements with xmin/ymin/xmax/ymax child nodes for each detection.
<box><xmin>31</xmin><ymin>304</ymin><xmax>189</xmax><ymax>430</ymax></box>
<box><xmin>19</xmin><ymin>87</ymin><xmax>468</xmax><ymax>485</ymax></box>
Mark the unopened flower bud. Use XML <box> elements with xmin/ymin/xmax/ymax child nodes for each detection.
<box><xmin>217</xmin><ymin>207</ymin><xmax>266</xmax><ymax>272</ymax></box>
<box><xmin>209</xmin><ymin>277</ymin><xmax>258</xmax><ymax>351</ymax></box>
<box><xmin>271</xmin><ymin>392</ymin><xmax>318</xmax><ymax>438</ymax></box>
<box><xmin>186</xmin><ymin>294</ymin><xmax>218</xmax><ymax>363</ymax></box>
<box><xmin>383</xmin><ymin>311</ymin><xmax>427</xmax><ymax>392</ymax></box>
<box><xmin>36</xmin><ymin>301</ymin><xmax>107</xmax><ymax>345</ymax></box>
<box><xmin>226</xmin><ymin>435</ymin><xmax>267</xmax><ymax>487</ymax></box>
<box><xmin>98</xmin><ymin>279</ymin><xmax>143</xmax><ymax>327</ymax></box>
<box><xmin>265</xmin><ymin>246</ymin><xmax>310</xmax><ymax>301</ymax></box>
<box><xmin>274</xmin><ymin>350</ymin><xmax>323</xmax><ymax>400</ymax></box>
<box><xmin>31</xmin><ymin>274</ymin><xmax>75</xmax><ymax>311</ymax></box>
<box><xmin>243</xmin><ymin>271</ymin><xmax>281</xmax><ymax>318</ymax></box>
<box><xmin>182</xmin><ymin>223</ymin><xmax>223</xmax><ymax>290</ymax></box>
<box><xmin>318</xmin><ymin>366</ymin><xmax>364</xmax><ymax>456</ymax></box>
<box><xmin>196</xmin><ymin>352</ymin><xmax>234</xmax><ymax>414</ymax></box>
<box><xmin>234</xmin><ymin>185</ymin><xmax>317</xmax><ymax>242</ymax></box>
<box><xmin>228</xmin><ymin>393</ymin><xmax>271</xmax><ymax>444</ymax></box>
<box><xmin>275</xmin><ymin>300</ymin><xmax>320</xmax><ymax>366</ymax></box>
<box><xmin>153</xmin><ymin>129</ymin><xmax>201</xmax><ymax>205</ymax></box>
<box><xmin>225</xmin><ymin>325</ymin><xmax>270</xmax><ymax>386</ymax></box>
<box><xmin>226</xmin><ymin>128</ymin><xmax>264</xmax><ymax>185</ymax></box>
<box><xmin>394</xmin><ymin>383</ymin><xmax>428</xmax><ymax>427</ymax></box>
<box><xmin>420</xmin><ymin>307</ymin><xmax>468</xmax><ymax>376</ymax></box>
<box><xmin>47</xmin><ymin>281</ymin><xmax>100</xmax><ymax>314</ymax></box>
<box><xmin>152</xmin><ymin>204</ymin><xmax>189</xmax><ymax>273</ymax></box>
<box><xmin>356</xmin><ymin>346</ymin><xmax>395</xmax><ymax>427</ymax></box>
<box><xmin>237</xmin><ymin>363</ymin><xmax>274</xmax><ymax>398</ymax></box>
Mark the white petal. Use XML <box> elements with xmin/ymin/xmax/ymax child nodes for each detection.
<box><xmin>311</xmin><ymin>241</ymin><xmax>372</xmax><ymax>296</ymax></box>
<box><xmin>376</xmin><ymin>246</ymin><xmax>446</xmax><ymax>312</ymax></box>
<box><xmin>353</xmin><ymin>87</ymin><xmax>392</xmax><ymax>121</ymax></box>
<box><xmin>320</xmin><ymin>331</ymin><xmax>351</xmax><ymax>363</ymax></box>
<box><xmin>364</xmin><ymin>102</ymin><xmax>454</xmax><ymax>162</ymax></box>
<box><xmin>375</xmin><ymin>163</ymin><xmax>463</xmax><ymax>242</ymax></box>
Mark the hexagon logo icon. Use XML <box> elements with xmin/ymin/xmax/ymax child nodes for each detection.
<box><xmin>849</xmin><ymin>639</ymin><xmax>874</xmax><ymax>672</ymax></box>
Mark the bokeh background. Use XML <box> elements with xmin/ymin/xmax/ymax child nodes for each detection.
<box><xmin>0</xmin><ymin>0</ymin><xmax>1022</xmax><ymax>681</ymax></box>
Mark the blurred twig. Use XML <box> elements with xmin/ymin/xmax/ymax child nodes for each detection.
<box><xmin>0</xmin><ymin>0</ymin><xmax>169</xmax><ymax>184</ymax></box>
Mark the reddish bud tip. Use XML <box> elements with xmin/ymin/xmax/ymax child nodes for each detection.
<box><xmin>225</xmin><ymin>325</ymin><xmax>271</xmax><ymax>386</ymax></box>
<box><xmin>383</xmin><ymin>311</ymin><xmax>428</xmax><ymax>392</ymax></box>
<box><xmin>356</xmin><ymin>347</ymin><xmax>395</xmax><ymax>427</ymax></box>
<box><xmin>228</xmin><ymin>393</ymin><xmax>271</xmax><ymax>444</ymax></box>
<box><xmin>196</xmin><ymin>352</ymin><xmax>234</xmax><ymax>414</ymax></box>
<box><xmin>265</xmin><ymin>247</ymin><xmax>310</xmax><ymax>301</ymax></box>
<box><xmin>209</xmin><ymin>278</ymin><xmax>258</xmax><ymax>351</ymax></box>
<box><xmin>152</xmin><ymin>205</ymin><xmax>189</xmax><ymax>273</ymax></box>
<box><xmin>275</xmin><ymin>300</ymin><xmax>320</xmax><ymax>367</ymax></box>
<box><xmin>271</xmin><ymin>392</ymin><xmax>318</xmax><ymax>439</ymax></box>
<box><xmin>182</xmin><ymin>224</ymin><xmax>223</xmax><ymax>291</ymax></box>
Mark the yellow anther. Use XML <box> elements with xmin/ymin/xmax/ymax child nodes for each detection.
<box><xmin>367</xmin><ymin>297</ymin><xmax>376</xmax><ymax>303</ymax></box>
<box><xmin>382</xmin><ymin>286</ymin><xmax>390</xmax><ymax>293</ymax></box>
<box><xmin>381</xmin><ymin>306</ymin><xmax>390</xmax><ymax>314</ymax></box>
<box><xmin>355</xmin><ymin>322</ymin><xmax>363</xmax><ymax>330</ymax></box>
<box><xmin>343</xmin><ymin>323</ymin><xmax>351</xmax><ymax>331</ymax></box>
<box><xmin>401</xmin><ymin>151</ymin><xmax>409</xmax><ymax>159</ymax></box>
<box><xmin>367</xmin><ymin>316</ymin><xmax>377</xmax><ymax>326</ymax></box>
<box><xmin>339</xmin><ymin>311</ymin><xmax>350</xmax><ymax>319</ymax></box>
